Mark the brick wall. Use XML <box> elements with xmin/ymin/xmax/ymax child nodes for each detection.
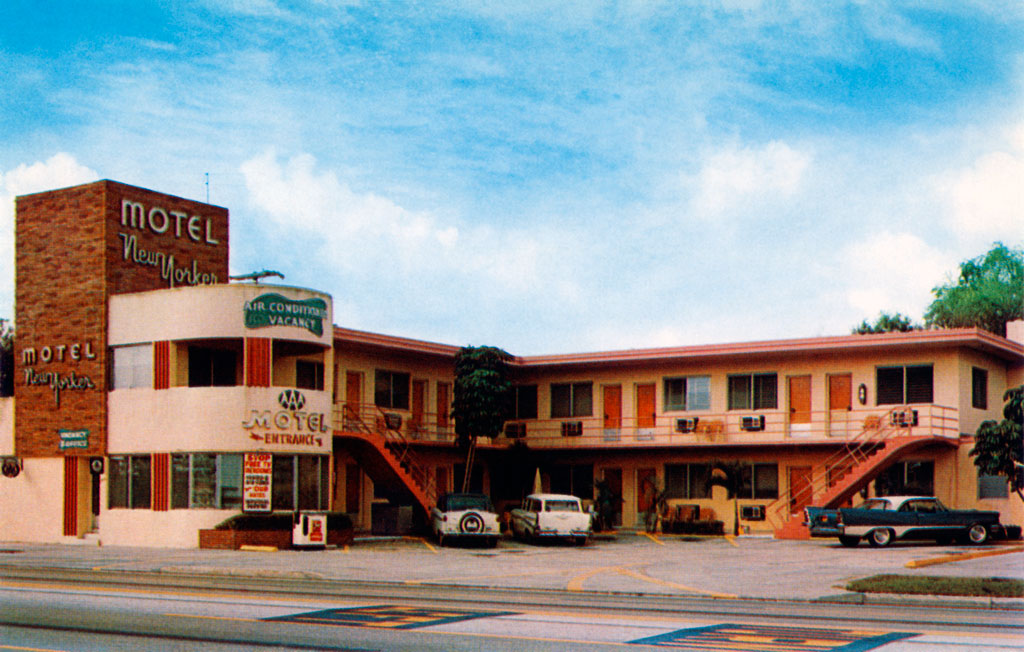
<box><xmin>14</xmin><ymin>180</ymin><xmax>229</xmax><ymax>457</ymax></box>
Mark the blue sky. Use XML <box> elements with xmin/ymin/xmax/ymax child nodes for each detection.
<box><xmin>2</xmin><ymin>1</ymin><xmax>1022</xmax><ymax>354</ymax></box>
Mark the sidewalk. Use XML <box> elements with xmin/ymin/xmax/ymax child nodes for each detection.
<box><xmin>1</xmin><ymin>534</ymin><xmax>1021</xmax><ymax>609</ymax></box>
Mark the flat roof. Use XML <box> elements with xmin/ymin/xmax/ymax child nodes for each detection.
<box><xmin>333</xmin><ymin>325</ymin><xmax>1024</xmax><ymax>368</ymax></box>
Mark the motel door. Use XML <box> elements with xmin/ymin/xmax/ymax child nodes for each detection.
<box><xmin>344</xmin><ymin>372</ymin><xmax>362</xmax><ymax>428</ymax></box>
<box><xmin>828</xmin><ymin>374</ymin><xmax>852</xmax><ymax>436</ymax></box>
<box><xmin>635</xmin><ymin>383</ymin><xmax>656</xmax><ymax>439</ymax></box>
<box><xmin>410</xmin><ymin>380</ymin><xmax>426</xmax><ymax>435</ymax></box>
<box><xmin>637</xmin><ymin>467</ymin><xmax>657</xmax><ymax>524</ymax></box>
<box><xmin>599</xmin><ymin>467</ymin><xmax>623</xmax><ymax>527</ymax></box>
<box><xmin>436</xmin><ymin>382</ymin><xmax>451</xmax><ymax>438</ymax></box>
<box><xmin>603</xmin><ymin>385</ymin><xmax>622</xmax><ymax>440</ymax></box>
<box><xmin>788</xmin><ymin>466</ymin><xmax>813</xmax><ymax>515</ymax></box>
<box><xmin>787</xmin><ymin>375</ymin><xmax>812</xmax><ymax>435</ymax></box>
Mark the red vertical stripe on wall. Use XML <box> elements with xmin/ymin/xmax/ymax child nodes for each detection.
<box><xmin>245</xmin><ymin>338</ymin><xmax>271</xmax><ymax>387</ymax></box>
<box><xmin>152</xmin><ymin>453</ymin><xmax>169</xmax><ymax>511</ymax></box>
<box><xmin>63</xmin><ymin>458</ymin><xmax>78</xmax><ymax>536</ymax></box>
<box><xmin>153</xmin><ymin>341</ymin><xmax>170</xmax><ymax>390</ymax></box>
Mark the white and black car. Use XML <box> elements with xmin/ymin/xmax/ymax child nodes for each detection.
<box><xmin>431</xmin><ymin>493</ymin><xmax>501</xmax><ymax>547</ymax></box>
<box><xmin>510</xmin><ymin>493</ymin><xmax>592</xmax><ymax>545</ymax></box>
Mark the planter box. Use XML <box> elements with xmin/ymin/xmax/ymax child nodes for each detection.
<box><xmin>199</xmin><ymin>526</ymin><xmax>353</xmax><ymax>549</ymax></box>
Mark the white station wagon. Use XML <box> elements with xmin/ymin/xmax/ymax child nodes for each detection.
<box><xmin>511</xmin><ymin>493</ymin><xmax>591</xmax><ymax>545</ymax></box>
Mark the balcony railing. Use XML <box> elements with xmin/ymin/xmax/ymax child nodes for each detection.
<box><xmin>333</xmin><ymin>402</ymin><xmax>958</xmax><ymax>449</ymax></box>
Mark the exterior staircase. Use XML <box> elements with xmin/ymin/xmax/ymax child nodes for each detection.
<box><xmin>333</xmin><ymin>405</ymin><xmax>437</xmax><ymax>517</ymax></box>
<box><xmin>770</xmin><ymin>407</ymin><xmax>957</xmax><ymax>539</ymax></box>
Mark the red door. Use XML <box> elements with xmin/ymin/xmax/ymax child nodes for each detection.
<box><xmin>788</xmin><ymin>466</ymin><xmax>813</xmax><ymax>514</ymax></box>
<box><xmin>436</xmin><ymin>382</ymin><xmax>451</xmax><ymax>437</ymax></box>
<box><xmin>603</xmin><ymin>385</ymin><xmax>622</xmax><ymax>429</ymax></box>
<box><xmin>345</xmin><ymin>372</ymin><xmax>362</xmax><ymax>425</ymax></box>
<box><xmin>788</xmin><ymin>375</ymin><xmax>812</xmax><ymax>428</ymax></box>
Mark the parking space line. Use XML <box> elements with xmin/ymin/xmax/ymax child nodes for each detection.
<box><xmin>642</xmin><ymin>533</ymin><xmax>665</xmax><ymax>546</ymax></box>
<box><xmin>405</xmin><ymin>537</ymin><xmax>438</xmax><ymax>554</ymax></box>
<box><xmin>567</xmin><ymin>565</ymin><xmax>737</xmax><ymax>598</ymax></box>
<box><xmin>905</xmin><ymin>544</ymin><xmax>1023</xmax><ymax>568</ymax></box>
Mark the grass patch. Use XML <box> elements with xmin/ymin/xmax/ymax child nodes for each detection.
<box><xmin>846</xmin><ymin>574</ymin><xmax>1023</xmax><ymax>598</ymax></box>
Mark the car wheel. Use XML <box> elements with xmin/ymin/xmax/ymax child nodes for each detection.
<box><xmin>838</xmin><ymin>535</ymin><xmax>860</xmax><ymax>548</ymax></box>
<box><xmin>868</xmin><ymin>528</ymin><xmax>894</xmax><ymax>547</ymax></box>
<box><xmin>966</xmin><ymin>523</ymin><xmax>989</xmax><ymax>545</ymax></box>
<box><xmin>459</xmin><ymin>512</ymin><xmax>485</xmax><ymax>535</ymax></box>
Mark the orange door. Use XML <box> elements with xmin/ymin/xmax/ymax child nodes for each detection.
<box><xmin>788</xmin><ymin>466</ymin><xmax>813</xmax><ymax>514</ymax></box>
<box><xmin>603</xmin><ymin>385</ymin><xmax>622</xmax><ymax>429</ymax></box>
<box><xmin>436</xmin><ymin>382</ymin><xmax>451</xmax><ymax>434</ymax></box>
<box><xmin>411</xmin><ymin>380</ymin><xmax>426</xmax><ymax>432</ymax></box>
<box><xmin>788</xmin><ymin>375</ymin><xmax>812</xmax><ymax>425</ymax></box>
<box><xmin>636</xmin><ymin>383</ymin><xmax>656</xmax><ymax>429</ymax></box>
<box><xmin>828</xmin><ymin>374</ymin><xmax>852</xmax><ymax>436</ymax></box>
<box><xmin>345</xmin><ymin>372</ymin><xmax>362</xmax><ymax>424</ymax></box>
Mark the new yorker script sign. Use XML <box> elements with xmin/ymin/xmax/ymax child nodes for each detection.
<box><xmin>243</xmin><ymin>293</ymin><xmax>328</xmax><ymax>337</ymax></box>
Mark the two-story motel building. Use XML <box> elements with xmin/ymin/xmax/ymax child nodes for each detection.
<box><xmin>1</xmin><ymin>180</ymin><xmax>1021</xmax><ymax>547</ymax></box>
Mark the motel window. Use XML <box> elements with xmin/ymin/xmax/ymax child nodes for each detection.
<box><xmin>296</xmin><ymin>360</ymin><xmax>325</xmax><ymax>391</ymax></box>
<box><xmin>876</xmin><ymin>365</ymin><xmax>933</xmax><ymax>405</ymax></box>
<box><xmin>663</xmin><ymin>376</ymin><xmax>711</xmax><ymax>411</ymax></box>
<box><xmin>374</xmin><ymin>370</ymin><xmax>410</xmax><ymax>410</ymax></box>
<box><xmin>972</xmin><ymin>367</ymin><xmax>988</xmax><ymax>410</ymax></box>
<box><xmin>112</xmin><ymin>344</ymin><xmax>153</xmax><ymax>389</ymax></box>
<box><xmin>188</xmin><ymin>345</ymin><xmax>238</xmax><ymax>387</ymax></box>
<box><xmin>108</xmin><ymin>455</ymin><xmax>151</xmax><ymax>509</ymax></box>
<box><xmin>727</xmin><ymin>373</ymin><xmax>777</xmax><ymax>410</ymax></box>
<box><xmin>510</xmin><ymin>384</ymin><xmax>538</xmax><ymax>420</ymax></box>
<box><xmin>875</xmin><ymin>461</ymin><xmax>934</xmax><ymax>496</ymax></box>
<box><xmin>269</xmin><ymin>455</ymin><xmax>329</xmax><ymax>512</ymax></box>
<box><xmin>170</xmin><ymin>453</ymin><xmax>242</xmax><ymax>509</ymax></box>
<box><xmin>550</xmin><ymin>464</ymin><xmax>594</xmax><ymax>500</ymax></box>
<box><xmin>550</xmin><ymin>382</ymin><xmax>593</xmax><ymax>418</ymax></box>
<box><xmin>664</xmin><ymin>463</ymin><xmax>712</xmax><ymax>499</ymax></box>
<box><xmin>978</xmin><ymin>472</ymin><xmax>1008</xmax><ymax>499</ymax></box>
<box><xmin>738</xmin><ymin>463</ymin><xmax>779</xmax><ymax>499</ymax></box>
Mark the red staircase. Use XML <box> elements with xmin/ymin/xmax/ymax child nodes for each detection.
<box><xmin>333</xmin><ymin>404</ymin><xmax>437</xmax><ymax>516</ymax></box>
<box><xmin>770</xmin><ymin>407</ymin><xmax>957</xmax><ymax>539</ymax></box>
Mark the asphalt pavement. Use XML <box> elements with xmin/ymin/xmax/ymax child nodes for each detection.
<box><xmin>1</xmin><ymin>533</ymin><xmax>1021</xmax><ymax>609</ymax></box>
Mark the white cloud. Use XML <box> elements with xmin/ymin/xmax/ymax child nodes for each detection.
<box><xmin>0</xmin><ymin>154</ymin><xmax>98</xmax><ymax>319</ymax></box>
<box><xmin>841</xmin><ymin>231</ymin><xmax>950</xmax><ymax>320</ymax></box>
<box><xmin>688</xmin><ymin>140</ymin><xmax>812</xmax><ymax>218</ymax></box>
<box><xmin>939</xmin><ymin>124</ymin><xmax>1024</xmax><ymax>242</ymax></box>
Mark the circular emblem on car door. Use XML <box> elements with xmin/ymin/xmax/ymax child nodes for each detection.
<box><xmin>459</xmin><ymin>512</ymin><xmax>484</xmax><ymax>534</ymax></box>
<box><xmin>278</xmin><ymin>389</ymin><xmax>306</xmax><ymax>411</ymax></box>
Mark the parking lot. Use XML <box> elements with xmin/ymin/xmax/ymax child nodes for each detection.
<box><xmin>2</xmin><ymin>533</ymin><xmax>1021</xmax><ymax>605</ymax></box>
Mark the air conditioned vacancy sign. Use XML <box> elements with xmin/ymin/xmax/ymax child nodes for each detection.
<box><xmin>243</xmin><ymin>293</ymin><xmax>327</xmax><ymax>337</ymax></box>
<box><xmin>243</xmin><ymin>452</ymin><xmax>272</xmax><ymax>512</ymax></box>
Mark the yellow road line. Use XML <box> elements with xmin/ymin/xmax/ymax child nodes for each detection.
<box><xmin>0</xmin><ymin>645</ymin><xmax>69</xmax><ymax>652</ymax></box>
<box><xmin>724</xmin><ymin>534</ymin><xmax>739</xmax><ymax>548</ymax></box>
<box><xmin>164</xmin><ymin>613</ymin><xmax>259</xmax><ymax>623</ymax></box>
<box><xmin>906</xmin><ymin>543</ymin><xmax>1024</xmax><ymax>568</ymax></box>
<box><xmin>567</xmin><ymin>565</ymin><xmax>737</xmax><ymax>599</ymax></box>
<box><xmin>642</xmin><ymin>532</ymin><xmax>664</xmax><ymax>546</ymax></box>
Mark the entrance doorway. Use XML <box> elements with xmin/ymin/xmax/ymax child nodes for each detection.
<box><xmin>598</xmin><ymin>467</ymin><xmax>623</xmax><ymax>528</ymax></box>
<box><xmin>788</xmin><ymin>375</ymin><xmax>811</xmax><ymax>436</ymax></box>
<box><xmin>636</xmin><ymin>383</ymin><xmax>656</xmax><ymax>440</ymax></box>
<box><xmin>603</xmin><ymin>385</ymin><xmax>621</xmax><ymax>441</ymax></box>
<box><xmin>828</xmin><ymin>373</ymin><xmax>852</xmax><ymax>436</ymax></box>
<box><xmin>788</xmin><ymin>466</ymin><xmax>813</xmax><ymax>515</ymax></box>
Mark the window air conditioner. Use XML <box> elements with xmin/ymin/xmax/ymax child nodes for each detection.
<box><xmin>890</xmin><ymin>409</ymin><xmax>918</xmax><ymax>427</ymax></box>
<box><xmin>740</xmin><ymin>415</ymin><xmax>765</xmax><ymax>431</ymax></box>
<box><xmin>561</xmin><ymin>421</ymin><xmax>583</xmax><ymax>437</ymax></box>
<box><xmin>675</xmin><ymin>417</ymin><xmax>699</xmax><ymax>433</ymax></box>
<box><xmin>504</xmin><ymin>422</ymin><xmax>527</xmax><ymax>438</ymax></box>
<box><xmin>740</xmin><ymin>505</ymin><xmax>766</xmax><ymax>521</ymax></box>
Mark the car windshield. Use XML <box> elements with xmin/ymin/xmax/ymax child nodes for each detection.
<box><xmin>447</xmin><ymin>495</ymin><xmax>493</xmax><ymax>511</ymax></box>
<box><xmin>858</xmin><ymin>499</ymin><xmax>891</xmax><ymax>510</ymax></box>
<box><xmin>544</xmin><ymin>500</ymin><xmax>580</xmax><ymax>512</ymax></box>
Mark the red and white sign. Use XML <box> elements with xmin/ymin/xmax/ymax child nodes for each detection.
<box><xmin>243</xmin><ymin>452</ymin><xmax>272</xmax><ymax>512</ymax></box>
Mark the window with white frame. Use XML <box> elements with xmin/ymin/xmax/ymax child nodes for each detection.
<box><xmin>112</xmin><ymin>344</ymin><xmax>153</xmax><ymax>389</ymax></box>
<box><xmin>727</xmin><ymin>373</ymin><xmax>777</xmax><ymax>410</ymax></box>
<box><xmin>170</xmin><ymin>453</ymin><xmax>243</xmax><ymax>509</ymax></box>
<box><xmin>663</xmin><ymin>375</ymin><xmax>711</xmax><ymax>411</ymax></box>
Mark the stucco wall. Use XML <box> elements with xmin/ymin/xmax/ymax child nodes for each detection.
<box><xmin>0</xmin><ymin>458</ymin><xmax>65</xmax><ymax>542</ymax></box>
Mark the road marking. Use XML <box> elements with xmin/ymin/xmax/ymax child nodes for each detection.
<box><xmin>724</xmin><ymin>534</ymin><xmax>739</xmax><ymax>547</ymax></box>
<box><xmin>905</xmin><ymin>544</ymin><xmax>1024</xmax><ymax>568</ymax></box>
<box><xmin>0</xmin><ymin>645</ymin><xmax>69</xmax><ymax>652</ymax></box>
<box><xmin>631</xmin><ymin>623</ymin><xmax>918</xmax><ymax>651</ymax></box>
<box><xmin>567</xmin><ymin>565</ymin><xmax>737</xmax><ymax>598</ymax></box>
<box><xmin>267</xmin><ymin>604</ymin><xmax>515</xmax><ymax>629</ymax></box>
<box><xmin>642</xmin><ymin>532</ymin><xmax>665</xmax><ymax>546</ymax></box>
<box><xmin>164</xmin><ymin>613</ymin><xmax>259</xmax><ymax>623</ymax></box>
<box><xmin>406</xmin><ymin>537</ymin><xmax>438</xmax><ymax>553</ymax></box>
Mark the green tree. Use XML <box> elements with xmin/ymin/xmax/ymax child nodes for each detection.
<box><xmin>853</xmin><ymin>312</ymin><xmax>922</xmax><ymax>334</ymax></box>
<box><xmin>451</xmin><ymin>345</ymin><xmax>512</xmax><ymax>492</ymax></box>
<box><xmin>925</xmin><ymin>243</ymin><xmax>1024</xmax><ymax>337</ymax></box>
<box><xmin>707</xmin><ymin>460</ymin><xmax>745</xmax><ymax>536</ymax></box>
<box><xmin>970</xmin><ymin>386</ymin><xmax>1023</xmax><ymax>503</ymax></box>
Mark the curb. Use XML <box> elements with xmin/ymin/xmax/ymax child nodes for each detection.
<box><xmin>905</xmin><ymin>543</ymin><xmax>1024</xmax><ymax>569</ymax></box>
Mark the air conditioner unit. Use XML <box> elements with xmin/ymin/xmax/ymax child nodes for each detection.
<box><xmin>675</xmin><ymin>417</ymin><xmax>699</xmax><ymax>433</ymax></box>
<box><xmin>740</xmin><ymin>505</ymin><xmax>766</xmax><ymax>521</ymax></box>
<box><xmin>890</xmin><ymin>409</ymin><xmax>918</xmax><ymax>427</ymax></box>
<box><xmin>740</xmin><ymin>415</ymin><xmax>765</xmax><ymax>431</ymax></box>
<box><xmin>504</xmin><ymin>422</ymin><xmax>527</xmax><ymax>438</ymax></box>
<box><xmin>383</xmin><ymin>412</ymin><xmax>403</xmax><ymax>430</ymax></box>
<box><xmin>561</xmin><ymin>421</ymin><xmax>583</xmax><ymax>437</ymax></box>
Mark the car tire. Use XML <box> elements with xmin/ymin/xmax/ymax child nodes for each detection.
<box><xmin>966</xmin><ymin>523</ymin><xmax>989</xmax><ymax>545</ymax></box>
<box><xmin>839</xmin><ymin>535</ymin><xmax>860</xmax><ymax>548</ymax></box>
<box><xmin>459</xmin><ymin>512</ymin><xmax>485</xmax><ymax>535</ymax></box>
<box><xmin>574</xmin><ymin>536</ymin><xmax>587</xmax><ymax>547</ymax></box>
<box><xmin>868</xmin><ymin>528</ymin><xmax>894</xmax><ymax>548</ymax></box>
